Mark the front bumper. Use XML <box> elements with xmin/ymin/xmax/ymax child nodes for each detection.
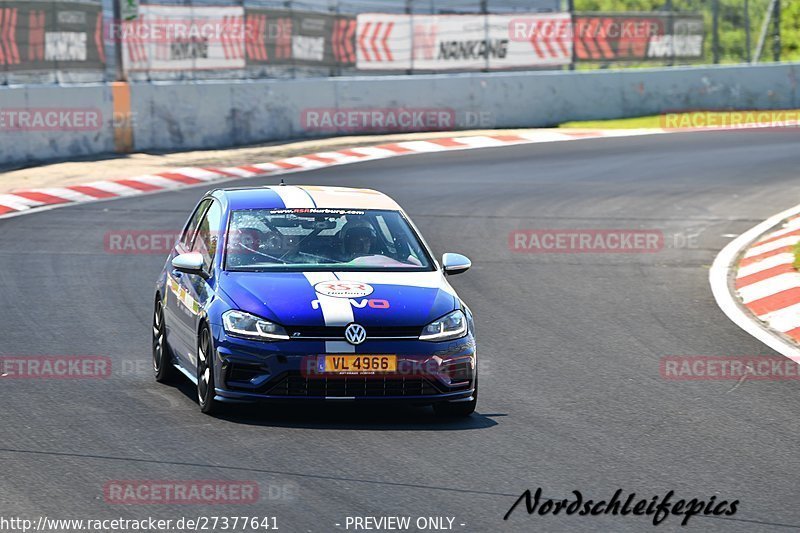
<box><xmin>209</xmin><ymin>324</ymin><xmax>477</xmax><ymax>403</ymax></box>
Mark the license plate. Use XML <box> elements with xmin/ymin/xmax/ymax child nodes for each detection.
<box><xmin>323</xmin><ymin>355</ymin><xmax>397</xmax><ymax>374</ymax></box>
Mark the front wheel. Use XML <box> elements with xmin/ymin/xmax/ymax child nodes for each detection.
<box><xmin>434</xmin><ymin>377</ymin><xmax>477</xmax><ymax>418</ymax></box>
<box><xmin>197</xmin><ymin>325</ymin><xmax>222</xmax><ymax>415</ymax></box>
<box><xmin>153</xmin><ymin>297</ymin><xmax>177</xmax><ymax>383</ymax></box>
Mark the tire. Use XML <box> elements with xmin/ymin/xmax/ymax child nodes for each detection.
<box><xmin>434</xmin><ymin>377</ymin><xmax>478</xmax><ymax>418</ymax></box>
<box><xmin>153</xmin><ymin>297</ymin><xmax>177</xmax><ymax>383</ymax></box>
<box><xmin>197</xmin><ymin>324</ymin><xmax>222</xmax><ymax>415</ymax></box>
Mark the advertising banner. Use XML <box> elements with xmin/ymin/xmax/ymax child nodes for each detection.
<box><xmin>573</xmin><ymin>13</ymin><xmax>704</xmax><ymax>61</ymax></box>
<box><xmin>244</xmin><ymin>8</ymin><xmax>355</xmax><ymax>67</ymax></box>
<box><xmin>121</xmin><ymin>5</ymin><xmax>245</xmax><ymax>72</ymax></box>
<box><xmin>0</xmin><ymin>1</ymin><xmax>105</xmax><ymax>72</ymax></box>
<box><xmin>356</xmin><ymin>13</ymin><xmax>572</xmax><ymax>71</ymax></box>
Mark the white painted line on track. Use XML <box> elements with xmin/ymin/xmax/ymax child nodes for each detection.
<box><xmin>744</xmin><ymin>235</ymin><xmax>800</xmax><ymax>258</ymax></box>
<box><xmin>738</xmin><ymin>273</ymin><xmax>800</xmax><ymax>304</ymax></box>
<box><xmin>759</xmin><ymin>302</ymin><xmax>800</xmax><ymax>333</ymax></box>
<box><xmin>736</xmin><ymin>253</ymin><xmax>795</xmax><ymax>278</ymax></box>
<box><xmin>0</xmin><ymin>195</ymin><xmax>39</xmax><ymax>210</ymax></box>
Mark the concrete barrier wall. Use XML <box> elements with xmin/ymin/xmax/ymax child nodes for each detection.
<box><xmin>0</xmin><ymin>84</ymin><xmax>115</xmax><ymax>167</ymax></box>
<box><xmin>131</xmin><ymin>62</ymin><xmax>800</xmax><ymax>152</ymax></box>
<box><xmin>2</xmin><ymin>62</ymin><xmax>799</xmax><ymax>167</ymax></box>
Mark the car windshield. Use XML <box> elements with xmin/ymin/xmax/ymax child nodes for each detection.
<box><xmin>225</xmin><ymin>208</ymin><xmax>433</xmax><ymax>271</ymax></box>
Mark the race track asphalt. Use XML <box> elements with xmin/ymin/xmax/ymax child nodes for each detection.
<box><xmin>1</xmin><ymin>130</ymin><xmax>800</xmax><ymax>532</ymax></box>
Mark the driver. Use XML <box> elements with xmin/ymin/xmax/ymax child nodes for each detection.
<box><xmin>340</xmin><ymin>220</ymin><xmax>378</xmax><ymax>259</ymax></box>
<box><xmin>227</xmin><ymin>227</ymin><xmax>282</xmax><ymax>266</ymax></box>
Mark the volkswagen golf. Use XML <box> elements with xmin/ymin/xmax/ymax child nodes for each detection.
<box><xmin>153</xmin><ymin>185</ymin><xmax>477</xmax><ymax>416</ymax></box>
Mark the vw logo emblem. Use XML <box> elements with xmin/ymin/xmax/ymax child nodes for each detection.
<box><xmin>344</xmin><ymin>323</ymin><xmax>367</xmax><ymax>346</ymax></box>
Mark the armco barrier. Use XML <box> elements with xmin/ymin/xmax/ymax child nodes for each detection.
<box><xmin>1</xmin><ymin>61</ymin><xmax>799</xmax><ymax>167</ymax></box>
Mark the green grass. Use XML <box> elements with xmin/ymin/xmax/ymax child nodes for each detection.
<box><xmin>793</xmin><ymin>241</ymin><xmax>800</xmax><ymax>271</ymax></box>
<box><xmin>560</xmin><ymin>109</ymin><xmax>800</xmax><ymax>129</ymax></box>
<box><xmin>559</xmin><ymin>115</ymin><xmax>664</xmax><ymax>129</ymax></box>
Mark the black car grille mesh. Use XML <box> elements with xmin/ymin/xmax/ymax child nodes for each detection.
<box><xmin>265</xmin><ymin>372</ymin><xmax>442</xmax><ymax>397</ymax></box>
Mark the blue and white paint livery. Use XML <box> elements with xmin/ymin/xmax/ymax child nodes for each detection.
<box><xmin>153</xmin><ymin>185</ymin><xmax>477</xmax><ymax>416</ymax></box>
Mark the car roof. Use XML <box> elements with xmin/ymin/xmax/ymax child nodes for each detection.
<box><xmin>212</xmin><ymin>185</ymin><xmax>402</xmax><ymax>212</ymax></box>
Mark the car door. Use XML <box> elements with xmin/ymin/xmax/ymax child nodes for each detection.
<box><xmin>164</xmin><ymin>198</ymin><xmax>211</xmax><ymax>364</ymax></box>
<box><xmin>178</xmin><ymin>199</ymin><xmax>223</xmax><ymax>373</ymax></box>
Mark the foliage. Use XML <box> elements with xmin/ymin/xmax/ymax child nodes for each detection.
<box><xmin>573</xmin><ymin>0</ymin><xmax>800</xmax><ymax>64</ymax></box>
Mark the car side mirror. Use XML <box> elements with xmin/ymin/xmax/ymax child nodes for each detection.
<box><xmin>172</xmin><ymin>253</ymin><xmax>208</xmax><ymax>279</ymax></box>
<box><xmin>442</xmin><ymin>253</ymin><xmax>471</xmax><ymax>275</ymax></box>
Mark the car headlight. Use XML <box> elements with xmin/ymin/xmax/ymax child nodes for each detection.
<box><xmin>222</xmin><ymin>310</ymin><xmax>289</xmax><ymax>341</ymax></box>
<box><xmin>419</xmin><ymin>310</ymin><xmax>468</xmax><ymax>341</ymax></box>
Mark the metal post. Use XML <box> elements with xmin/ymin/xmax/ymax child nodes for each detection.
<box><xmin>286</xmin><ymin>0</ymin><xmax>295</xmax><ymax>78</ymax></box>
<box><xmin>407</xmin><ymin>0</ymin><xmax>413</xmax><ymax>75</ymax></box>
<box><xmin>745</xmin><ymin>0</ymin><xmax>752</xmax><ymax>62</ymax></box>
<box><xmin>568</xmin><ymin>0</ymin><xmax>575</xmax><ymax>70</ymax></box>
<box><xmin>754</xmin><ymin>0</ymin><xmax>776</xmax><ymax>63</ymax></box>
<box><xmin>772</xmin><ymin>0</ymin><xmax>781</xmax><ymax>62</ymax></box>
<box><xmin>665</xmin><ymin>0</ymin><xmax>674</xmax><ymax>67</ymax></box>
<box><xmin>112</xmin><ymin>0</ymin><xmax>125</xmax><ymax>81</ymax></box>
<box><xmin>481</xmin><ymin>0</ymin><xmax>489</xmax><ymax>72</ymax></box>
<box><xmin>712</xmin><ymin>0</ymin><xmax>720</xmax><ymax>63</ymax></box>
<box><xmin>333</xmin><ymin>0</ymin><xmax>341</xmax><ymax>77</ymax></box>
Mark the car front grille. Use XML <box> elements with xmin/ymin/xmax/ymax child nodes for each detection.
<box><xmin>265</xmin><ymin>372</ymin><xmax>442</xmax><ymax>397</ymax></box>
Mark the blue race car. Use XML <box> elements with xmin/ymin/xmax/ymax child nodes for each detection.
<box><xmin>153</xmin><ymin>185</ymin><xmax>477</xmax><ymax>416</ymax></box>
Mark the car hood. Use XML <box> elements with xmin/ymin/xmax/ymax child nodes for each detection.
<box><xmin>219</xmin><ymin>270</ymin><xmax>458</xmax><ymax>328</ymax></box>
